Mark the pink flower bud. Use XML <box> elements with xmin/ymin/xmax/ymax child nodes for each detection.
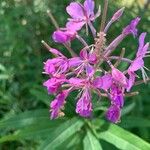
<box><xmin>112</xmin><ymin>7</ymin><xmax>125</xmax><ymax>22</ymax></box>
<box><xmin>52</xmin><ymin>30</ymin><xmax>76</xmax><ymax>43</ymax></box>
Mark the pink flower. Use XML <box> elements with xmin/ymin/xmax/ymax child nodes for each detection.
<box><xmin>127</xmin><ymin>72</ymin><xmax>136</xmax><ymax>92</ymax></box>
<box><xmin>69</xmin><ymin>49</ymin><xmax>97</xmax><ymax>76</ymax></box>
<box><xmin>50</xmin><ymin>90</ymin><xmax>69</xmax><ymax>119</ymax></box>
<box><xmin>43</xmin><ymin>48</ymin><xmax>68</xmax><ymax>75</ymax></box>
<box><xmin>106</xmin><ymin>105</ymin><xmax>121</xmax><ymax>123</ymax></box>
<box><xmin>110</xmin><ymin>83</ymin><xmax>124</xmax><ymax>108</ymax></box>
<box><xmin>43</xmin><ymin>75</ymin><xmax>66</xmax><ymax>94</ymax></box>
<box><xmin>52</xmin><ymin>29</ymin><xmax>76</xmax><ymax>43</ymax></box>
<box><xmin>68</xmin><ymin>78</ymin><xmax>93</xmax><ymax>117</ymax></box>
<box><xmin>68</xmin><ymin>78</ymin><xmax>86</xmax><ymax>88</ymax></box>
<box><xmin>66</xmin><ymin>0</ymin><xmax>100</xmax><ymax>32</ymax></box>
<box><xmin>111</xmin><ymin>67</ymin><xmax>127</xmax><ymax>87</ymax></box>
<box><xmin>127</xmin><ymin>33</ymin><xmax>149</xmax><ymax>91</ymax></box>
<box><xmin>128</xmin><ymin>33</ymin><xmax>149</xmax><ymax>73</ymax></box>
<box><xmin>76</xmin><ymin>88</ymin><xmax>92</xmax><ymax>117</ymax></box>
<box><xmin>43</xmin><ymin>58</ymin><xmax>68</xmax><ymax>75</ymax></box>
<box><xmin>93</xmin><ymin>74</ymin><xmax>112</xmax><ymax>91</ymax></box>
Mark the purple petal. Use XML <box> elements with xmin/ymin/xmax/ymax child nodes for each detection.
<box><xmin>84</xmin><ymin>0</ymin><xmax>95</xmax><ymax>18</ymax></box>
<box><xmin>76</xmin><ymin>89</ymin><xmax>92</xmax><ymax>117</ymax></box>
<box><xmin>110</xmin><ymin>84</ymin><xmax>124</xmax><ymax>108</ymax></box>
<box><xmin>43</xmin><ymin>78</ymin><xmax>59</xmax><ymax>94</ymax></box>
<box><xmin>43</xmin><ymin>76</ymin><xmax>66</xmax><ymax>94</ymax></box>
<box><xmin>111</xmin><ymin>93</ymin><xmax>124</xmax><ymax>108</ymax></box>
<box><xmin>50</xmin><ymin>90</ymin><xmax>69</xmax><ymax>119</ymax></box>
<box><xmin>52</xmin><ymin>30</ymin><xmax>68</xmax><ymax>43</ymax></box>
<box><xmin>43</xmin><ymin>59</ymin><xmax>56</xmax><ymax>74</ymax></box>
<box><xmin>141</xmin><ymin>43</ymin><xmax>149</xmax><ymax>57</ymax></box>
<box><xmin>59</xmin><ymin>61</ymin><xmax>69</xmax><ymax>74</ymax></box>
<box><xmin>43</xmin><ymin>58</ymin><xmax>68</xmax><ymax>75</ymax></box>
<box><xmin>66</xmin><ymin>2</ymin><xmax>85</xmax><ymax>19</ymax></box>
<box><xmin>69</xmin><ymin>57</ymin><xmax>82</xmax><ymax>67</ymax></box>
<box><xmin>128</xmin><ymin>58</ymin><xmax>144</xmax><ymax>72</ymax></box>
<box><xmin>52</xmin><ymin>30</ymin><xmax>76</xmax><ymax>43</ymax></box>
<box><xmin>106</xmin><ymin>105</ymin><xmax>121</xmax><ymax>123</ymax></box>
<box><xmin>80</xmin><ymin>49</ymin><xmax>88</xmax><ymax>59</ymax></box>
<box><xmin>49</xmin><ymin>48</ymin><xmax>65</xmax><ymax>57</ymax></box>
<box><xmin>127</xmin><ymin>72</ymin><xmax>136</xmax><ymax>92</ymax></box>
<box><xmin>66</xmin><ymin>20</ymin><xmax>85</xmax><ymax>31</ymax></box>
<box><xmin>85</xmin><ymin>64</ymin><xmax>94</xmax><ymax>76</ymax></box>
<box><xmin>122</xmin><ymin>17</ymin><xmax>140</xmax><ymax>37</ymax></box>
<box><xmin>93</xmin><ymin>74</ymin><xmax>112</xmax><ymax>90</ymax></box>
<box><xmin>112</xmin><ymin>67</ymin><xmax>127</xmax><ymax>86</ymax></box>
<box><xmin>136</xmin><ymin>32</ymin><xmax>147</xmax><ymax>57</ymax></box>
<box><xmin>88</xmin><ymin>53</ymin><xmax>97</xmax><ymax>64</ymax></box>
<box><xmin>68</xmin><ymin>78</ymin><xmax>85</xmax><ymax>87</ymax></box>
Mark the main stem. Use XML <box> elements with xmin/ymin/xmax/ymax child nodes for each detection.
<box><xmin>100</xmin><ymin>0</ymin><xmax>108</xmax><ymax>32</ymax></box>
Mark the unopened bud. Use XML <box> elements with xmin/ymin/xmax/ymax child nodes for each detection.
<box><xmin>112</xmin><ymin>7</ymin><xmax>125</xmax><ymax>22</ymax></box>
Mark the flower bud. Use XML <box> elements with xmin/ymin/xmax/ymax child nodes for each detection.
<box><xmin>52</xmin><ymin>30</ymin><xmax>76</xmax><ymax>43</ymax></box>
<box><xmin>112</xmin><ymin>7</ymin><xmax>125</xmax><ymax>22</ymax></box>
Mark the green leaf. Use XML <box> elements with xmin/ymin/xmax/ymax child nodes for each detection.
<box><xmin>38</xmin><ymin>117</ymin><xmax>84</xmax><ymax>150</ymax></box>
<box><xmin>57</xmin><ymin>133</ymin><xmax>83</xmax><ymax>150</ymax></box>
<box><xmin>0</xmin><ymin>74</ymin><xmax>9</xmax><ymax>80</ymax></box>
<box><xmin>0</xmin><ymin>109</ymin><xmax>62</xmax><ymax>130</ymax></box>
<box><xmin>98</xmin><ymin>123</ymin><xmax>150</xmax><ymax>150</ymax></box>
<box><xmin>119</xmin><ymin>116</ymin><xmax>150</xmax><ymax>128</ymax></box>
<box><xmin>0</xmin><ymin>64</ymin><xmax>6</xmax><ymax>71</ymax></box>
<box><xmin>30</xmin><ymin>88</ymin><xmax>52</xmax><ymax>106</ymax></box>
<box><xmin>122</xmin><ymin>102</ymin><xmax>136</xmax><ymax>116</ymax></box>
<box><xmin>0</xmin><ymin>122</ymin><xmax>57</xmax><ymax>143</ymax></box>
<box><xmin>83</xmin><ymin>130</ymin><xmax>102</xmax><ymax>150</ymax></box>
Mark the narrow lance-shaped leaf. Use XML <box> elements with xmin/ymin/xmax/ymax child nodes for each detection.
<box><xmin>38</xmin><ymin>117</ymin><xmax>84</xmax><ymax>150</ymax></box>
<box><xmin>0</xmin><ymin>123</ymin><xmax>56</xmax><ymax>143</ymax></box>
<box><xmin>119</xmin><ymin>116</ymin><xmax>150</xmax><ymax>128</ymax></box>
<box><xmin>83</xmin><ymin>129</ymin><xmax>103</xmax><ymax>150</ymax></box>
<box><xmin>98</xmin><ymin>123</ymin><xmax>150</xmax><ymax>150</ymax></box>
<box><xmin>0</xmin><ymin>109</ymin><xmax>63</xmax><ymax>130</ymax></box>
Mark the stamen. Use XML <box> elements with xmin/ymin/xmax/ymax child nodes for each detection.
<box><xmin>135</xmin><ymin>78</ymin><xmax>150</xmax><ymax>86</ymax></box>
<box><xmin>141</xmin><ymin>67</ymin><xmax>149</xmax><ymax>83</ymax></box>
<box><xmin>144</xmin><ymin>55</ymin><xmax>150</xmax><ymax>58</ymax></box>
<box><xmin>144</xmin><ymin>66</ymin><xmax>150</xmax><ymax>71</ymax></box>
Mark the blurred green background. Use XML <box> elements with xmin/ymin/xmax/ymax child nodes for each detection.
<box><xmin>0</xmin><ymin>0</ymin><xmax>150</xmax><ymax>149</ymax></box>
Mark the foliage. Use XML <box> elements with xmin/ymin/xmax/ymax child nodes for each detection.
<box><xmin>0</xmin><ymin>0</ymin><xmax>150</xmax><ymax>149</ymax></box>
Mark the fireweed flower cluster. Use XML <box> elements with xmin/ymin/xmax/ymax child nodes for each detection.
<box><xmin>42</xmin><ymin>0</ymin><xmax>149</xmax><ymax>123</ymax></box>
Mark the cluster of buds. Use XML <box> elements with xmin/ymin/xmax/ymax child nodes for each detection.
<box><xmin>42</xmin><ymin>0</ymin><xmax>149</xmax><ymax>123</ymax></box>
